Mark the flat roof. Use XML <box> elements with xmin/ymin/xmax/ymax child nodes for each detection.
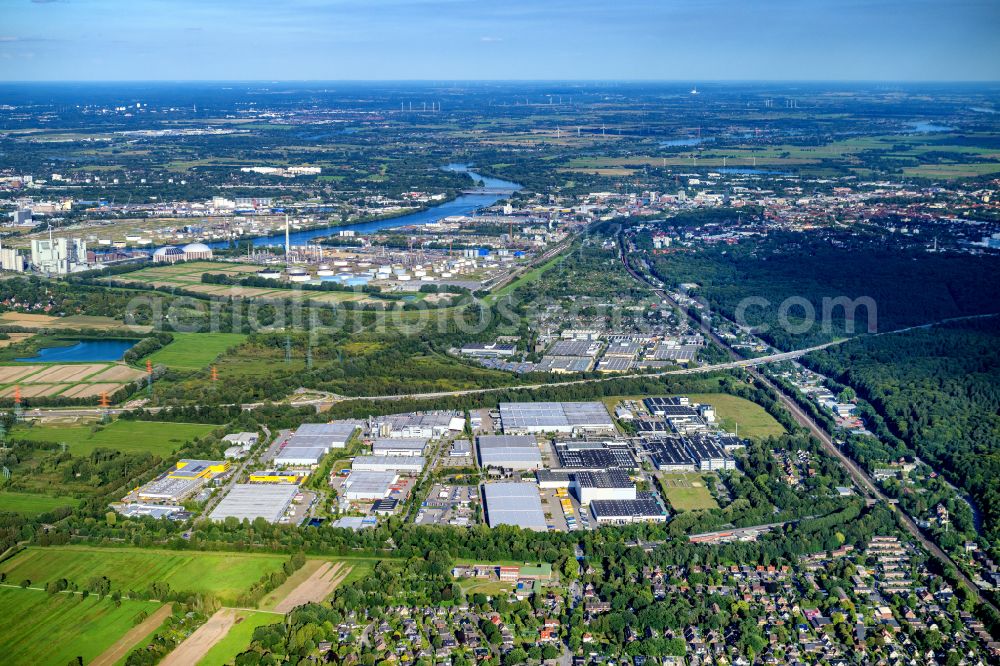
<box><xmin>477</xmin><ymin>434</ymin><xmax>543</xmax><ymax>468</ymax></box>
<box><xmin>597</xmin><ymin>356</ymin><xmax>633</xmax><ymax>371</ymax></box>
<box><xmin>209</xmin><ymin>483</ymin><xmax>299</xmax><ymax>523</ymax></box>
<box><xmin>137</xmin><ymin>475</ymin><xmax>204</xmax><ymax>500</ymax></box>
<box><xmin>646</xmin><ymin>438</ymin><xmax>696</xmax><ymax>466</ymax></box>
<box><xmin>548</xmin><ymin>340</ymin><xmax>600</xmax><ymax>357</ymax></box>
<box><xmin>537</xmin><ymin>356</ymin><xmax>594</xmax><ymax>373</ymax></box>
<box><xmin>555</xmin><ymin>443</ymin><xmax>637</xmax><ymax>470</ymax></box>
<box><xmin>483</xmin><ymin>483</ymin><xmax>547</xmax><ymax>531</ymax></box>
<box><xmin>275</xmin><ymin>445</ymin><xmax>327</xmax><ymax>464</ymax></box>
<box><xmin>353</xmin><ymin>455</ymin><xmax>425</xmax><ymax>470</ymax></box>
<box><xmin>343</xmin><ymin>470</ymin><xmax>399</xmax><ymax>495</ymax></box>
<box><xmin>686</xmin><ymin>436</ymin><xmax>731</xmax><ymax>462</ymax></box>
<box><xmin>372</xmin><ymin>438</ymin><xmax>428</xmax><ymax>452</ymax></box>
<box><xmin>288</xmin><ymin>422</ymin><xmax>358</xmax><ymax>449</ymax></box>
<box><xmin>590</xmin><ymin>493</ymin><xmax>666</xmax><ymax>519</ymax></box>
<box><xmin>499</xmin><ymin>401</ymin><xmax>614</xmax><ymax>431</ymax></box>
<box><xmin>575</xmin><ymin>470</ymin><xmax>634</xmax><ymax>489</ymax></box>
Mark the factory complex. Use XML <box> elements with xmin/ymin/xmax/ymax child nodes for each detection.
<box><xmin>108</xmin><ymin>397</ymin><xmax>742</xmax><ymax>531</ymax></box>
<box><xmin>475</xmin><ymin>398</ymin><xmax>745</xmax><ymax>531</ymax></box>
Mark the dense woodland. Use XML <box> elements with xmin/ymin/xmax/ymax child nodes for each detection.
<box><xmin>805</xmin><ymin>317</ymin><xmax>1000</xmax><ymax>550</ymax></box>
<box><xmin>646</xmin><ymin>230</ymin><xmax>1000</xmax><ymax>349</ymax></box>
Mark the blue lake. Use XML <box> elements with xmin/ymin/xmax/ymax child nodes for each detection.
<box><xmin>660</xmin><ymin>137</ymin><xmax>712</xmax><ymax>147</ymax></box>
<box><xmin>718</xmin><ymin>167</ymin><xmax>791</xmax><ymax>175</ymax></box>
<box><xmin>15</xmin><ymin>339</ymin><xmax>139</xmax><ymax>363</ymax></box>
<box><xmin>903</xmin><ymin>121</ymin><xmax>953</xmax><ymax>133</ymax></box>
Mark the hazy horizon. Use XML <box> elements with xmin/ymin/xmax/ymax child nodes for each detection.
<box><xmin>2</xmin><ymin>0</ymin><xmax>999</xmax><ymax>82</ymax></box>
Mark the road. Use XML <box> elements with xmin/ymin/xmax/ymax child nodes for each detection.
<box><xmin>198</xmin><ymin>425</ymin><xmax>270</xmax><ymax>520</ymax></box>
<box><xmin>617</xmin><ymin>235</ymin><xmax>997</xmax><ymax>612</ymax></box>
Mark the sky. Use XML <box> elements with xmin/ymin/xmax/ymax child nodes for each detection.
<box><xmin>1</xmin><ymin>0</ymin><xmax>998</xmax><ymax>81</ymax></box>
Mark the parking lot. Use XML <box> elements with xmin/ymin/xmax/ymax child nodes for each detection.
<box><xmin>286</xmin><ymin>489</ymin><xmax>316</xmax><ymax>525</ymax></box>
<box><xmin>417</xmin><ymin>483</ymin><xmax>478</xmax><ymax>527</ymax></box>
<box><xmin>539</xmin><ymin>487</ymin><xmax>572</xmax><ymax>531</ymax></box>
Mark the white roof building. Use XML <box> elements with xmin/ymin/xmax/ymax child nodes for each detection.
<box><xmin>372</xmin><ymin>438</ymin><xmax>428</xmax><ymax>457</ymax></box>
<box><xmin>477</xmin><ymin>435</ymin><xmax>543</xmax><ymax>470</ymax></box>
<box><xmin>342</xmin><ymin>470</ymin><xmax>399</xmax><ymax>501</ymax></box>
<box><xmin>352</xmin><ymin>455</ymin><xmax>425</xmax><ymax>474</ymax></box>
<box><xmin>209</xmin><ymin>483</ymin><xmax>299</xmax><ymax>523</ymax></box>
<box><xmin>482</xmin><ymin>483</ymin><xmax>548</xmax><ymax>532</ymax></box>
<box><xmin>499</xmin><ymin>401</ymin><xmax>615</xmax><ymax>435</ymax></box>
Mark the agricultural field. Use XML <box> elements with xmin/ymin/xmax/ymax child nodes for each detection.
<box><xmin>0</xmin><ymin>546</ymin><xmax>289</xmax><ymax>605</ymax></box>
<box><xmin>0</xmin><ymin>333</ymin><xmax>36</xmax><ymax>349</ymax></box>
<box><xmin>194</xmin><ymin>609</ymin><xmax>280</xmax><ymax>666</ymax></box>
<box><xmin>0</xmin><ymin>312</ymin><xmax>146</xmax><ymax>332</ymax></box>
<box><xmin>0</xmin><ymin>361</ymin><xmax>145</xmax><ymax>404</ymax></box>
<box><xmin>10</xmin><ymin>419</ymin><xmax>216</xmax><ymax>456</ymax></box>
<box><xmin>657</xmin><ymin>473</ymin><xmax>720</xmax><ymax>512</ymax></box>
<box><xmin>558</xmin><ymin>132</ymin><xmax>1000</xmax><ymax>179</ymax></box>
<box><xmin>0</xmin><ymin>490</ymin><xmax>78</xmax><ymax>516</ymax></box>
<box><xmin>146</xmin><ymin>332</ymin><xmax>249</xmax><ymax>371</ymax></box>
<box><xmin>0</xmin><ymin>586</ymin><xmax>163</xmax><ymax>666</ymax></box>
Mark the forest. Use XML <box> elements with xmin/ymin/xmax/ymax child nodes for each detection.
<box><xmin>645</xmin><ymin>230</ymin><xmax>1000</xmax><ymax>350</ymax></box>
<box><xmin>804</xmin><ymin>317</ymin><xmax>1000</xmax><ymax>551</ymax></box>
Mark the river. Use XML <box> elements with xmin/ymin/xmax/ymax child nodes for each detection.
<box><xmin>208</xmin><ymin>165</ymin><xmax>520</xmax><ymax>249</ymax></box>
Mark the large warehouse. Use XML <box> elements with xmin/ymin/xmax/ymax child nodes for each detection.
<box><xmin>646</xmin><ymin>435</ymin><xmax>736</xmax><ymax>472</ymax></box>
<box><xmin>275</xmin><ymin>422</ymin><xmax>359</xmax><ymax>467</ymax></box>
<box><xmin>342</xmin><ymin>470</ymin><xmax>399</xmax><ymax>501</ymax></box>
<box><xmin>135</xmin><ymin>459</ymin><xmax>230</xmax><ymax>503</ymax></box>
<box><xmin>209</xmin><ymin>483</ymin><xmax>299</xmax><ymax>523</ymax></box>
<box><xmin>372</xmin><ymin>438</ymin><xmax>428</xmax><ymax>457</ymax></box>
<box><xmin>482</xmin><ymin>483</ymin><xmax>548</xmax><ymax>531</ymax></box>
<box><xmin>352</xmin><ymin>455</ymin><xmax>425</xmax><ymax>474</ymax></box>
<box><xmin>572</xmin><ymin>470</ymin><xmax>636</xmax><ymax>504</ymax></box>
<box><xmin>554</xmin><ymin>441</ymin><xmax>638</xmax><ymax>471</ymax></box>
<box><xmin>477</xmin><ymin>435</ymin><xmax>543</xmax><ymax>470</ymax></box>
<box><xmin>499</xmin><ymin>401</ymin><xmax>616</xmax><ymax>435</ymax></box>
<box><xmin>590</xmin><ymin>493</ymin><xmax>668</xmax><ymax>525</ymax></box>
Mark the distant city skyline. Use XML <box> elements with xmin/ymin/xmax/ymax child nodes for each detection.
<box><xmin>1</xmin><ymin>0</ymin><xmax>999</xmax><ymax>82</ymax></box>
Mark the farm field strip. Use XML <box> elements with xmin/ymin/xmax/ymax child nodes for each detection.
<box><xmin>0</xmin><ymin>586</ymin><xmax>163</xmax><ymax>666</ymax></box>
<box><xmin>0</xmin><ymin>546</ymin><xmax>289</xmax><ymax>604</ymax></box>
<box><xmin>273</xmin><ymin>561</ymin><xmax>350</xmax><ymax>613</ymax></box>
<box><xmin>0</xmin><ymin>313</ymin><xmax>145</xmax><ymax>331</ymax></box>
<box><xmin>90</xmin><ymin>603</ymin><xmax>173</xmax><ymax>666</ymax></box>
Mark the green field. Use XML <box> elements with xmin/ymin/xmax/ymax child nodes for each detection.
<box><xmin>658</xmin><ymin>474</ymin><xmax>719</xmax><ymax>511</ymax></box>
<box><xmin>196</xmin><ymin>610</ymin><xmax>280</xmax><ymax>666</ymax></box>
<box><xmin>0</xmin><ymin>491</ymin><xmax>78</xmax><ymax>516</ymax></box>
<box><xmin>0</xmin><ymin>586</ymin><xmax>162</xmax><ymax>666</ymax></box>
<box><xmin>684</xmin><ymin>393</ymin><xmax>786</xmax><ymax>439</ymax></box>
<box><xmin>146</xmin><ymin>332</ymin><xmax>249</xmax><ymax>371</ymax></box>
<box><xmin>0</xmin><ymin>546</ymin><xmax>288</xmax><ymax>605</ymax></box>
<box><xmin>603</xmin><ymin>390</ymin><xmax>785</xmax><ymax>440</ymax></box>
<box><xmin>11</xmin><ymin>419</ymin><xmax>216</xmax><ymax>456</ymax></box>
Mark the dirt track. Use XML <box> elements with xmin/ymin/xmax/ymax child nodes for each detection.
<box><xmin>91</xmin><ymin>603</ymin><xmax>172</xmax><ymax>666</ymax></box>
<box><xmin>160</xmin><ymin>608</ymin><xmax>239</xmax><ymax>666</ymax></box>
<box><xmin>273</xmin><ymin>561</ymin><xmax>352</xmax><ymax>613</ymax></box>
